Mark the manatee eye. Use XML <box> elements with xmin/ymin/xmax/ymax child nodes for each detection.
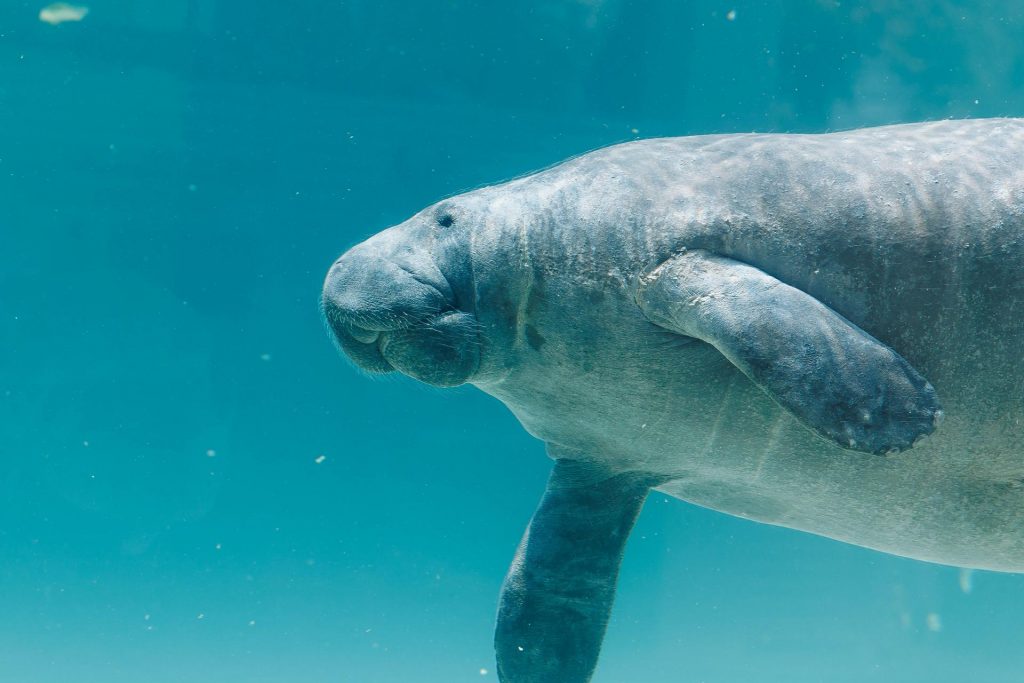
<box><xmin>437</xmin><ymin>213</ymin><xmax>455</xmax><ymax>228</ymax></box>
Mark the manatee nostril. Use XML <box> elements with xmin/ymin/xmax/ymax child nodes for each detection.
<box><xmin>437</xmin><ymin>213</ymin><xmax>454</xmax><ymax>228</ymax></box>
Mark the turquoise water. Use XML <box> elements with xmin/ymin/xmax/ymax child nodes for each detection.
<box><xmin>3</xmin><ymin>1</ymin><xmax>1023</xmax><ymax>681</ymax></box>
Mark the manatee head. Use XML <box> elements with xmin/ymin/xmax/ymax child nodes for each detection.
<box><xmin>321</xmin><ymin>199</ymin><xmax>484</xmax><ymax>387</ymax></box>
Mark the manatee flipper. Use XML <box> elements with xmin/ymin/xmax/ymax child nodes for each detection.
<box><xmin>495</xmin><ymin>458</ymin><xmax>656</xmax><ymax>683</ymax></box>
<box><xmin>635</xmin><ymin>249</ymin><xmax>942</xmax><ymax>454</ymax></box>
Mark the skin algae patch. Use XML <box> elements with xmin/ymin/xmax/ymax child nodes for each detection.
<box><xmin>38</xmin><ymin>3</ymin><xmax>89</xmax><ymax>25</ymax></box>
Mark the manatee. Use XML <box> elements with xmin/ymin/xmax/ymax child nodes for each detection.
<box><xmin>321</xmin><ymin>119</ymin><xmax>1024</xmax><ymax>682</ymax></box>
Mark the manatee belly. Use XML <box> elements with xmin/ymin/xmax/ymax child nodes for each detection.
<box><xmin>493</xmin><ymin>311</ymin><xmax>1024</xmax><ymax>572</ymax></box>
<box><xmin>655</xmin><ymin>421</ymin><xmax>1024</xmax><ymax>573</ymax></box>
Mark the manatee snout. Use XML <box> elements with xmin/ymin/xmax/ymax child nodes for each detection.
<box><xmin>323</xmin><ymin>251</ymin><xmax>447</xmax><ymax>330</ymax></box>
<box><xmin>322</xmin><ymin>240</ymin><xmax>480</xmax><ymax>387</ymax></box>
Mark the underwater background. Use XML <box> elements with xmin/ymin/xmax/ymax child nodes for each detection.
<box><xmin>2</xmin><ymin>1</ymin><xmax>1023</xmax><ymax>681</ymax></box>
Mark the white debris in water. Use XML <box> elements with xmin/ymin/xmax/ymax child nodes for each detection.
<box><xmin>314</xmin><ymin>454</ymin><xmax>326</xmax><ymax>464</ymax></box>
<box><xmin>197</xmin><ymin>613</ymin><xmax>205</xmax><ymax>620</ymax></box>
<box><xmin>248</xmin><ymin>620</ymin><xmax>256</xmax><ymax>626</ymax></box>
<box><xmin>214</xmin><ymin>543</ymin><xmax>222</xmax><ymax>551</ymax></box>
<box><xmin>926</xmin><ymin>612</ymin><xmax>942</xmax><ymax>632</ymax></box>
<box><xmin>260</xmin><ymin>353</ymin><xmax>272</xmax><ymax>361</ymax></box>
<box><xmin>726</xmin><ymin>9</ymin><xmax>737</xmax><ymax>21</ymax></box>
<box><xmin>39</xmin><ymin>3</ymin><xmax>89</xmax><ymax>24</ymax></box>
<box><xmin>959</xmin><ymin>567</ymin><xmax>974</xmax><ymax>594</ymax></box>
<box><xmin>479</xmin><ymin>668</ymin><xmax>488</xmax><ymax>676</ymax></box>
<box><xmin>206</xmin><ymin>449</ymin><xmax>216</xmax><ymax>457</ymax></box>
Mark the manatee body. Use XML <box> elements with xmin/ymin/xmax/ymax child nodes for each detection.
<box><xmin>322</xmin><ymin>119</ymin><xmax>1024</xmax><ymax>682</ymax></box>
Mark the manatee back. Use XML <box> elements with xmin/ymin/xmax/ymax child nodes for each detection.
<box><xmin>506</xmin><ymin>119</ymin><xmax>1024</xmax><ymax>424</ymax></box>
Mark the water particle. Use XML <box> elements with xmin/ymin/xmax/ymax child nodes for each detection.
<box><xmin>958</xmin><ymin>567</ymin><xmax>974</xmax><ymax>594</ymax></box>
<box><xmin>143</xmin><ymin>614</ymin><xmax>150</xmax><ymax>621</ymax></box>
<box><xmin>479</xmin><ymin>668</ymin><xmax>488</xmax><ymax>676</ymax></box>
<box><xmin>82</xmin><ymin>440</ymin><xmax>89</xmax><ymax>447</ymax></box>
<box><xmin>197</xmin><ymin>613</ymin><xmax>205</xmax><ymax>620</ymax></box>
<box><xmin>248</xmin><ymin>620</ymin><xmax>256</xmax><ymax>626</ymax></box>
<box><xmin>206</xmin><ymin>449</ymin><xmax>216</xmax><ymax>458</ymax></box>
<box><xmin>926</xmin><ymin>612</ymin><xmax>942</xmax><ymax>632</ymax></box>
<box><xmin>259</xmin><ymin>353</ymin><xmax>272</xmax><ymax>361</ymax></box>
<box><xmin>517</xmin><ymin>646</ymin><xmax>524</xmax><ymax>652</ymax></box>
<box><xmin>315</xmin><ymin>454</ymin><xmax>326</xmax><ymax>464</ymax></box>
<box><xmin>630</xmin><ymin>127</ymin><xmax>639</xmax><ymax>134</ymax></box>
<box><xmin>187</xmin><ymin>184</ymin><xmax>197</xmax><ymax>192</ymax></box>
<box><xmin>215</xmin><ymin>543</ymin><xmax>222</xmax><ymax>551</ymax></box>
<box><xmin>726</xmin><ymin>9</ymin><xmax>737</xmax><ymax>21</ymax></box>
<box><xmin>39</xmin><ymin>3</ymin><xmax>89</xmax><ymax>25</ymax></box>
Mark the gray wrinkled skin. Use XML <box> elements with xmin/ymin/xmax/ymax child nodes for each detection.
<box><xmin>323</xmin><ymin>119</ymin><xmax>1024</xmax><ymax>681</ymax></box>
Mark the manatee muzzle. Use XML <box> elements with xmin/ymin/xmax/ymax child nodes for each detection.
<box><xmin>322</xmin><ymin>252</ymin><xmax>480</xmax><ymax>387</ymax></box>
